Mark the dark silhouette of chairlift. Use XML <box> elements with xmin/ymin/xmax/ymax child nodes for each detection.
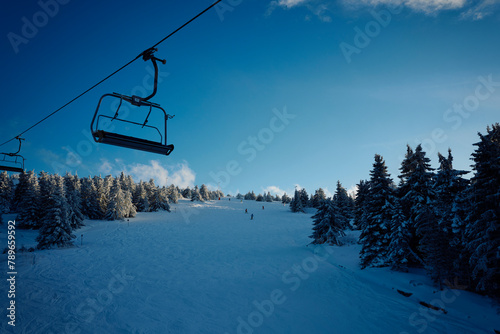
<box><xmin>91</xmin><ymin>48</ymin><xmax>174</xmax><ymax>155</ymax></box>
<box><xmin>0</xmin><ymin>137</ymin><xmax>26</xmax><ymax>173</ymax></box>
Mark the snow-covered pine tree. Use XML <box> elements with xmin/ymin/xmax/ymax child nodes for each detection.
<box><xmin>359</xmin><ymin>155</ymin><xmax>395</xmax><ymax>268</ymax></box>
<box><xmin>404</xmin><ymin>145</ymin><xmax>436</xmax><ymax>265</ymax></box>
<box><xmin>199</xmin><ymin>184</ymin><xmax>210</xmax><ymax>201</ymax></box>
<box><xmin>182</xmin><ymin>187</ymin><xmax>192</xmax><ymax>199</ymax></box>
<box><xmin>281</xmin><ymin>193</ymin><xmax>291</xmax><ymax>204</ymax></box>
<box><xmin>386</xmin><ymin>198</ymin><xmax>419</xmax><ymax>272</ymax></box>
<box><xmin>266</xmin><ymin>192</ymin><xmax>273</xmax><ymax>202</ymax></box>
<box><xmin>93</xmin><ymin>175</ymin><xmax>109</xmax><ymax>219</ymax></box>
<box><xmin>37</xmin><ymin>171</ymin><xmax>52</xmax><ymax>225</ymax></box>
<box><xmin>149</xmin><ymin>185</ymin><xmax>170</xmax><ymax>212</ymax></box>
<box><xmin>191</xmin><ymin>185</ymin><xmax>203</xmax><ymax>202</ymax></box>
<box><xmin>450</xmin><ymin>185</ymin><xmax>474</xmax><ymax>288</ymax></box>
<box><xmin>312</xmin><ymin>188</ymin><xmax>327</xmax><ymax>208</ymax></box>
<box><xmin>429</xmin><ymin>149</ymin><xmax>469</xmax><ymax>286</ymax></box>
<box><xmin>0</xmin><ymin>171</ymin><xmax>13</xmax><ymax>214</ymax></box>
<box><xmin>16</xmin><ymin>170</ymin><xmax>40</xmax><ymax>229</ymax></box>
<box><xmin>166</xmin><ymin>184</ymin><xmax>179</xmax><ymax>204</ymax></box>
<box><xmin>133</xmin><ymin>181</ymin><xmax>149</xmax><ymax>212</ymax></box>
<box><xmin>80</xmin><ymin>177</ymin><xmax>102</xmax><ymax>220</ymax></box>
<box><xmin>332</xmin><ymin>181</ymin><xmax>353</xmax><ymax>230</ymax></box>
<box><xmin>36</xmin><ymin>175</ymin><xmax>75</xmax><ymax>249</ymax></box>
<box><xmin>118</xmin><ymin>172</ymin><xmax>135</xmax><ymax>195</ymax></box>
<box><xmin>256</xmin><ymin>193</ymin><xmax>264</xmax><ymax>202</ymax></box>
<box><xmin>310</xmin><ymin>199</ymin><xmax>345</xmax><ymax>246</ymax></box>
<box><xmin>354</xmin><ymin>180</ymin><xmax>370</xmax><ymax>230</ymax></box>
<box><xmin>243</xmin><ymin>191</ymin><xmax>255</xmax><ymax>200</ymax></box>
<box><xmin>105</xmin><ymin>177</ymin><xmax>135</xmax><ymax>220</ymax></box>
<box><xmin>290</xmin><ymin>189</ymin><xmax>305</xmax><ymax>213</ymax></box>
<box><xmin>397</xmin><ymin>145</ymin><xmax>435</xmax><ymax>265</ymax></box>
<box><xmin>64</xmin><ymin>173</ymin><xmax>84</xmax><ymax>230</ymax></box>
<box><xmin>158</xmin><ymin>187</ymin><xmax>170</xmax><ymax>211</ymax></box>
<box><xmin>465</xmin><ymin>123</ymin><xmax>500</xmax><ymax>296</ymax></box>
<box><xmin>300</xmin><ymin>188</ymin><xmax>310</xmax><ymax>208</ymax></box>
<box><xmin>397</xmin><ymin>145</ymin><xmax>416</xmax><ymax>220</ymax></box>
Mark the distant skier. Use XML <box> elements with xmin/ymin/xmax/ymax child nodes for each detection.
<box><xmin>250</xmin><ymin>214</ymin><xmax>254</xmax><ymax>220</ymax></box>
<box><xmin>262</xmin><ymin>206</ymin><xmax>264</xmax><ymax>210</ymax></box>
<box><xmin>245</xmin><ymin>208</ymin><xmax>248</xmax><ymax>214</ymax></box>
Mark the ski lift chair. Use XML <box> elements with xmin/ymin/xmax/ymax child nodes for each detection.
<box><xmin>0</xmin><ymin>137</ymin><xmax>26</xmax><ymax>173</ymax></box>
<box><xmin>91</xmin><ymin>48</ymin><xmax>174</xmax><ymax>156</ymax></box>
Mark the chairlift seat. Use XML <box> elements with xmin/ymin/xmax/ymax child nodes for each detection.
<box><xmin>94</xmin><ymin>130</ymin><xmax>174</xmax><ymax>156</ymax></box>
<box><xmin>0</xmin><ymin>165</ymin><xmax>24</xmax><ymax>173</ymax></box>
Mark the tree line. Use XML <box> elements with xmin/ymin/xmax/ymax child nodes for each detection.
<box><xmin>0</xmin><ymin>172</ymin><xmax>223</xmax><ymax>249</ymax></box>
<box><xmin>303</xmin><ymin>123</ymin><xmax>499</xmax><ymax>298</ymax></box>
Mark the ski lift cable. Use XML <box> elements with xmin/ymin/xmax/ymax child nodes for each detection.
<box><xmin>0</xmin><ymin>0</ymin><xmax>222</xmax><ymax>148</ymax></box>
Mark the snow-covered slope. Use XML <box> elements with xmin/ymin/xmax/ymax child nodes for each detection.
<box><xmin>1</xmin><ymin>199</ymin><xmax>499</xmax><ymax>333</ymax></box>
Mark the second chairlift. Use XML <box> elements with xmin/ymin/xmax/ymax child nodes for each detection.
<box><xmin>0</xmin><ymin>137</ymin><xmax>26</xmax><ymax>173</ymax></box>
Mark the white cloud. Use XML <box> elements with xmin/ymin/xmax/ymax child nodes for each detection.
<box><xmin>342</xmin><ymin>0</ymin><xmax>466</xmax><ymax>13</ymax></box>
<box><xmin>460</xmin><ymin>0</ymin><xmax>500</xmax><ymax>19</ymax></box>
<box><xmin>277</xmin><ymin>0</ymin><xmax>310</xmax><ymax>8</ymax></box>
<box><xmin>262</xmin><ymin>185</ymin><xmax>288</xmax><ymax>196</ymax></box>
<box><xmin>95</xmin><ymin>159</ymin><xmax>196</xmax><ymax>188</ymax></box>
<box><xmin>342</xmin><ymin>0</ymin><xmax>500</xmax><ymax>18</ymax></box>
<box><xmin>98</xmin><ymin>158</ymin><xmax>113</xmax><ymax>175</ymax></box>
<box><xmin>267</xmin><ymin>0</ymin><xmax>333</xmax><ymax>22</ymax></box>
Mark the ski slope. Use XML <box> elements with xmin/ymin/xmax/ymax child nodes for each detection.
<box><xmin>1</xmin><ymin>199</ymin><xmax>499</xmax><ymax>334</ymax></box>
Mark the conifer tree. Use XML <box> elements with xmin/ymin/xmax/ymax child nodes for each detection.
<box><xmin>256</xmin><ymin>193</ymin><xmax>264</xmax><ymax>202</ymax></box>
<box><xmin>0</xmin><ymin>171</ymin><xmax>13</xmax><ymax>214</ymax></box>
<box><xmin>182</xmin><ymin>187</ymin><xmax>192</xmax><ymax>199</ymax></box>
<box><xmin>386</xmin><ymin>199</ymin><xmax>420</xmax><ymax>271</ymax></box>
<box><xmin>93</xmin><ymin>175</ymin><xmax>109</xmax><ymax>219</ymax></box>
<box><xmin>354</xmin><ymin>180</ymin><xmax>370</xmax><ymax>230</ymax></box>
<box><xmin>80</xmin><ymin>177</ymin><xmax>102</xmax><ymax>220</ymax></box>
<box><xmin>64</xmin><ymin>173</ymin><xmax>84</xmax><ymax>230</ymax></box>
<box><xmin>191</xmin><ymin>185</ymin><xmax>203</xmax><ymax>202</ymax></box>
<box><xmin>16</xmin><ymin>171</ymin><xmax>40</xmax><ymax>229</ymax></box>
<box><xmin>244</xmin><ymin>191</ymin><xmax>257</xmax><ymax>200</ymax></box>
<box><xmin>37</xmin><ymin>171</ymin><xmax>52</xmax><ymax>224</ymax></box>
<box><xmin>105</xmin><ymin>178</ymin><xmax>134</xmax><ymax>220</ymax></box>
<box><xmin>199</xmin><ymin>184</ymin><xmax>210</xmax><ymax>201</ymax></box>
<box><xmin>166</xmin><ymin>184</ymin><xmax>179</xmax><ymax>204</ymax></box>
<box><xmin>312</xmin><ymin>188</ymin><xmax>327</xmax><ymax>208</ymax></box>
<box><xmin>465</xmin><ymin>124</ymin><xmax>500</xmax><ymax>296</ymax></box>
<box><xmin>429</xmin><ymin>150</ymin><xmax>469</xmax><ymax>286</ymax></box>
<box><xmin>333</xmin><ymin>181</ymin><xmax>353</xmax><ymax>229</ymax></box>
<box><xmin>450</xmin><ymin>185</ymin><xmax>474</xmax><ymax>287</ymax></box>
<box><xmin>300</xmin><ymin>188</ymin><xmax>310</xmax><ymax>208</ymax></box>
<box><xmin>281</xmin><ymin>193</ymin><xmax>291</xmax><ymax>204</ymax></box>
<box><xmin>133</xmin><ymin>181</ymin><xmax>149</xmax><ymax>212</ymax></box>
<box><xmin>398</xmin><ymin>145</ymin><xmax>435</xmax><ymax>264</ymax></box>
<box><xmin>290</xmin><ymin>189</ymin><xmax>305</xmax><ymax>213</ymax></box>
<box><xmin>149</xmin><ymin>185</ymin><xmax>170</xmax><ymax>211</ymax></box>
<box><xmin>36</xmin><ymin>175</ymin><xmax>75</xmax><ymax>249</ymax></box>
<box><xmin>310</xmin><ymin>199</ymin><xmax>345</xmax><ymax>245</ymax></box>
<box><xmin>359</xmin><ymin>155</ymin><xmax>395</xmax><ymax>268</ymax></box>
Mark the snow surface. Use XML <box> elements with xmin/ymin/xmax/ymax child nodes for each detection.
<box><xmin>1</xmin><ymin>199</ymin><xmax>499</xmax><ymax>334</ymax></box>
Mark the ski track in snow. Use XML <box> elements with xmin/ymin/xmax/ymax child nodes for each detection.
<box><xmin>0</xmin><ymin>199</ymin><xmax>499</xmax><ymax>334</ymax></box>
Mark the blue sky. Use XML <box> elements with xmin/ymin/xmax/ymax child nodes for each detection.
<box><xmin>1</xmin><ymin>0</ymin><xmax>499</xmax><ymax>197</ymax></box>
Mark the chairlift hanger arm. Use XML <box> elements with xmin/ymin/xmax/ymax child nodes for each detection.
<box><xmin>1</xmin><ymin>137</ymin><xmax>24</xmax><ymax>156</ymax></box>
<box><xmin>132</xmin><ymin>48</ymin><xmax>166</xmax><ymax>105</ymax></box>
